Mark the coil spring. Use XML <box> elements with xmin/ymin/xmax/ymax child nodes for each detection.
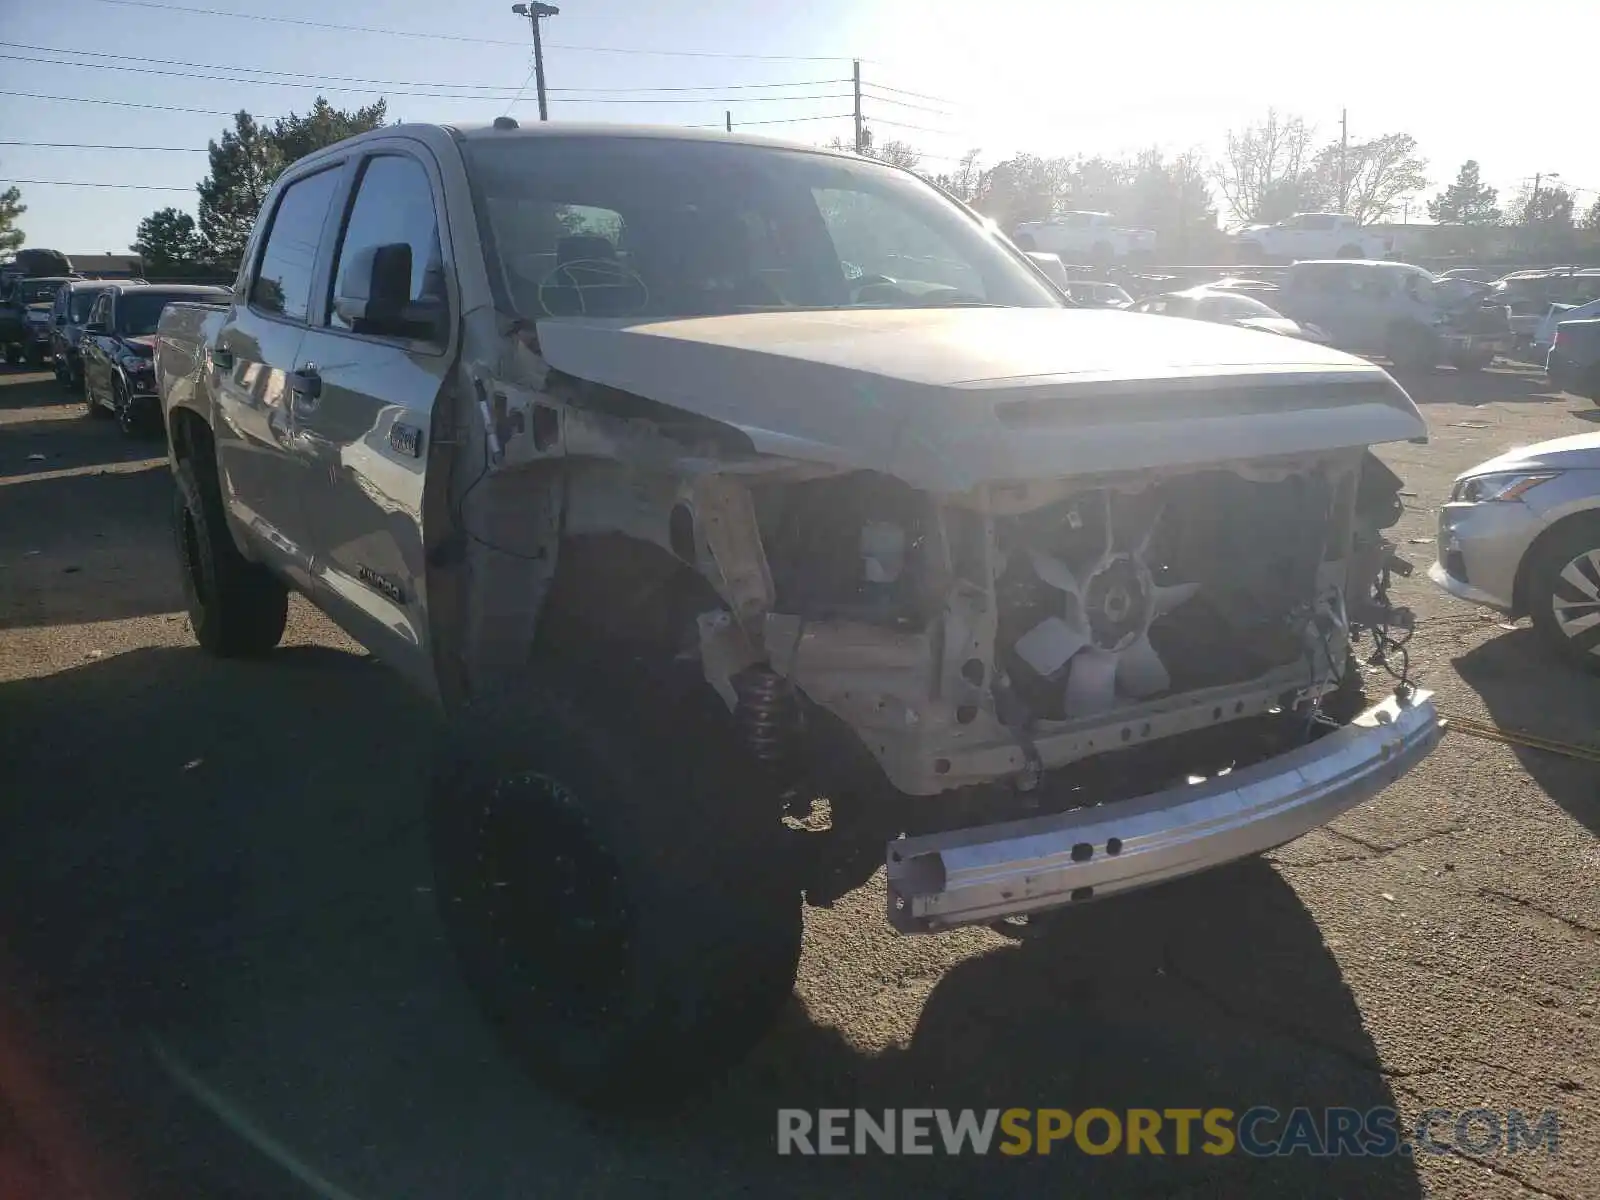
<box><xmin>732</xmin><ymin>666</ymin><xmax>798</xmax><ymax>767</ymax></box>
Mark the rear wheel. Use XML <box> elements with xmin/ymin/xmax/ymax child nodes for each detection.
<box><xmin>113</xmin><ymin>378</ymin><xmax>151</xmax><ymax>437</ymax></box>
<box><xmin>1527</xmin><ymin>518</ymin><xmax>1600</xmax><ymax>674</ymax></box>
<box><xmin>430</xmin><ymin>653</ymin><xmax>803</xmax><ymax>1111</ymax></box>
<box><xmin>172</xmin><ymin>454</ymin><xmax>288</xmax><ymax>656</ymax></box>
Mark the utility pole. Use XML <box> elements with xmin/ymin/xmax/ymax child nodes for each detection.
<box><xmin>510</xmin><ymin>3</ymin><xmax>560</xmax><ymax>122</ymax></box>
<box><xmin>726</xmin><ymin>111</ymin><xmax>732</xmax><ymax>133</ymax></box>
<box><xmin>1337</xmin><ymin>108</ymin><xmax>1348</xmax><ymax>212</ymax></box>
<box><xmin>852</xmin><ymin>59</ymin><xmax>864</xmax><ymax>153</ymax></box>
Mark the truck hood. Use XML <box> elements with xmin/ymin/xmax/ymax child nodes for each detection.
<box><xmin>536</xmin><ymin>308</ymin><xmax>1427</xmax><ymax>491</ymax></box>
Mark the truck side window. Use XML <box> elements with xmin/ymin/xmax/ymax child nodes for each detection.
<box><xmin>328</xmin><ymin>155</ymin><xmax>447</xmax><ymax>337</ymax></box>
<box><xmin>250</xmin><ymin>167</ymin><xmax>341</xmax><ymax>323</ymax></box>
<box><xmin>89</xmin><ymin>294</ymin><xmax>109</xmax><ymax>327</ymax></box>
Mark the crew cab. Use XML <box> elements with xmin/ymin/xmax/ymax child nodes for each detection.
<box><xmin>1011</xmin><ymin>211</ymin><xmax>1156</xmax><ymax>262</ymax></box>
<box><xmin>82</xmin><ymin>283</ymin><xmax>229</xmax><ymax>434</ymax></box>
<box><xmin>1234</xmin><ymin>213</ymin><xmax>1391</xmax><ymax>263</ymax></box>
<box><xmin>49</xmin><ymin>279</ymin><xmax>114</xmax><ymax>390</ymax></box>
<box><xmin>156</xmin><ymin>122</ymin><xmax>1441</xmax><ymax>1111</ymax></box>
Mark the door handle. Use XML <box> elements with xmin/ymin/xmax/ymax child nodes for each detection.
<box><xmin>212</xmin><ymin>344</ymin><xmax>234</xmax><ymax>369</ymax></box>
<box><xmin>290</xmin><ymin>366</ymin><xmax>322</xmax><ymax>412</ymax></box>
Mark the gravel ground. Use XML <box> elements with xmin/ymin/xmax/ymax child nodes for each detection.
<box><xmin>1</xmin><ymin>363</ymin><xmax>1596</xmax><ymax>1200</ymax></box>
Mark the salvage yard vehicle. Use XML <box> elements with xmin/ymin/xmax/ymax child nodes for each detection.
<box><xmin>1547</xmin><ymin>316</ymin><xmax>1600</xmax><ymax>401</ymax></box>
<box><xmin>1011</xmin><ymin>211</ymin><xmax>1156</xmax><ymax>262</ymax></box>
<box><xmin>1232</xmin><ymin>213</ymin><xmax>1391</xmax><ymax>263</ymax></box>
<box><xmin>156</xmin><ymin>121</ymin><xmax>1442</xmax><ymax>1110</ymax></box>
<box><xmin>49</xmin><ymin>279</ymin><xmax>114</xmax><ymax>391</ymax></box>
<box><xmin>1273</xmin><ymin>259</ymin><xmax>1511</xmax><ymax>371</ymax></box>
<box><xmin>3</xmin><ymin>276</ymin><xmax>74</xmax><ymax>367</ymax></box>
<box><xmin>83</xmin><ymin>283</ymin><xmax>229</xmax><ymax>434</ymax></box>
<box><xmin>1128</xmin><ymin>285</ymin><xmax>1328</xmax><ymax>342</ymax></box>
<box><xmin>1430</xmin><ymin>426</ymin><xmax>1600</xmax><ymax>671</ymax></box>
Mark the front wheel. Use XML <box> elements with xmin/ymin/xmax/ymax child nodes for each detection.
<box><xmin>172</xmin><ymin>455</ymin><xmax>288</xmax><ymax>656</ymax></box>
<box><xmin>1527</xmin><ymin>518</ymin><xmax>1600</xmax><ymax>674</ymax></box>
<box><xmin>1387</xmin><ymin>324</ymin><xmax>1439</xmax><ymax>373</ymax></box>
<box><xmin>430</xmin><ymin>656</ymin><xmax>803</xmax><ymax>1111</ymax></box>
<box><xmin>1336</xmin><ymin>243</ymin><xmax>1364</xmax><ymax>258</ymax></box>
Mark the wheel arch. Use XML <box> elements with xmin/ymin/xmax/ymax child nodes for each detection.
<box><xmin>1511</xmin><ymin>507</ymin><xmax>1600</xmax><ymax>618</ymax></box>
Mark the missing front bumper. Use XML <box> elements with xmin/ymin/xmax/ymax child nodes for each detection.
<box><xmin>885</xmin><ymin>688</ymin><xmax>1441</xmax><ymax>932</ymax></box>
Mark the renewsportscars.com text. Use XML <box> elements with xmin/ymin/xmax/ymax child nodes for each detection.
<box><xmin>776</xmin><ymin>1107</ymin><xmax>1561</xmax><ymax>1158</ymax></box>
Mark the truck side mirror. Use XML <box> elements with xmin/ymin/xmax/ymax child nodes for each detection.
<box><xmin>333</xmin><ymin>242</ymin><xmax>448</xmax><ymax>344</ymax></box>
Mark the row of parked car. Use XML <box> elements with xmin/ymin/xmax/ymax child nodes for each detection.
<box><xmin>1022</xmin><ymin>250</ymin><xmax>1600</xmax><ymax>397</ymax></box>
<box><xmin>1</xmin><ymin>275</ymin><xmax>229</xmax><ymax>433</ymax></box>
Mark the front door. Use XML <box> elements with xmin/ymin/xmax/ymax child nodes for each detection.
<box><xmin>80</xmin><ymin>292</ymin><xmax>114</xmax><ymax>405</ymax></box>
<box><xmin>210</xmin><ymin>163</ymin><xmax>346</xmax><ymax>590</ymax></box>
<box><xmin>292</xmin><ymin>146</ymin><xmax>454</xmax><ymax>690</ymax></box>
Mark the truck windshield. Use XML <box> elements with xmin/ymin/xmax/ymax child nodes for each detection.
<box><xmin>21</xmin><ymin>280</ymin><xmax>63</xmax><ymax>304</ymax></box>
<box><xmin>462</xmin><ymin>135</ymin><xmax>1062</xmax><ymax>319</ymax></box>
<box><xmin>72</xmin><ymin>290</ymin><xmax>105</xmax><ymax>321</ymax></box>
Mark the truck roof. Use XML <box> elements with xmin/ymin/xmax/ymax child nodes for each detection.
<box><xmin>304</xmin><ymin>119</ymin><xmax>862</xmax><ymax>164</ymax></box>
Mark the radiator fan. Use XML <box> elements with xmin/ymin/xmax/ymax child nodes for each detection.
<box><xmin>1011</xmin><ymin>501</ymin><xmax>1199</xmax><ymax>717</ymax></box>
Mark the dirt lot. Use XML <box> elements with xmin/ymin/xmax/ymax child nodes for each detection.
<box><xmin>1</xmin><ymin>363</ymin><xmax>1596</xmax><ymax>1199</ymax></box>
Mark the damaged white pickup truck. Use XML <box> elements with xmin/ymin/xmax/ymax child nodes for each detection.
<box><xmin>155</xmin><ymin>121</ymin><xmax>1442</xmax><ymax>1109</ymax></box>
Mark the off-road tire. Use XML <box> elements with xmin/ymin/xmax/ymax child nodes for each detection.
<box><xmin>172</xmin><ymin>454</ymin><xmax>288</xmax><ymax>656</ymax></box>
<box><xmin>1526</xmin><ymin>517</ymin><xmax>1600</xmax><ymax>674</ymax></box>
<box><xmin>429</xmin><ymin>653</ymin><xmax>803</xmax><ymax>1111</ymax></box>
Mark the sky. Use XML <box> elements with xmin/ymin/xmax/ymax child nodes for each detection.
<box><xmin>1</xmin><ymin>0</ymin><xmax>1597</xmax><ymax>254</ymax></box>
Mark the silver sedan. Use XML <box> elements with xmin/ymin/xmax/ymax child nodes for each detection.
<box><xmin>1430</xmin><ymin>431</ymin><xmax>1600</xmax><ymax>671</ymax></box>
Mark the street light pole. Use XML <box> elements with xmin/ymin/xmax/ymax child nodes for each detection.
<box><xmin>511</xmin><ymin>2</ymin><xmax>560</xmax><ymax>122</ymax></box>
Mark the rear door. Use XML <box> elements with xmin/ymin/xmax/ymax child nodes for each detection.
<box><xmin>211</xmin><ymin>162</ymin><xmax>348</xmax><ymax>590</ymax></box>
<box><xmin>291</xmin><ymin>143</ymin><xmax>456</xmax><ymax>688</ymax></box>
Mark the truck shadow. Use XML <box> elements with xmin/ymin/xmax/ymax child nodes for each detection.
<box><xmin>1392</xmin><ymin>365</ymin><xmax>1566</xmax><ymax>407</ymax></box>
<box><xmin>1453</xmin><ymin>631</ymin><xmax>1600</xmax><ymax>837</ymax></box>
<box><xmin>0</xmin><ymin>645</ymin><xmax>1419</xmax><ymax>1199</ymax></box>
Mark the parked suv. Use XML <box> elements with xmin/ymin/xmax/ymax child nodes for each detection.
<box><xmin>3</xmin><ymin>276</ymin><xmax>75</xmax><ymax>366</ymax></box>
<box><xmin>49</xmin><ymin>279</ymin><xmax>115</xmax><ymax>391</ymax></box>
<box><xmin>1547</xmin><ymin>317</ymin><xmax>1600</xmax><ymax>401</ymax></box>
<box><xmin>80</xmin><ymin>283</ymin><xmax>229</xmax><ymax>434</ymax></box>
<box><xmin>155</xmin><ymin>122</ymin><xmax>1440</xmax><ymax>1110</ymax></box>
<box><xmin>1275</xmin><ymin>259</ymin><xmax>1511</xmax><ymax>371</ymax></box>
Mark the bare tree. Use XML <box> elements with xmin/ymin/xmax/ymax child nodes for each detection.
<box><xmin>826</xmin><ymin>124</ymin><xmax>923</xmax><ymax>173</ymax></box>
<box><xmin>1308</xmin><ymin>133</ymin><xmax>1428</xmax><ymax>222</ymax></box>
<box><xmin>1211</xmin><ymin>109</ymin><xmax>1315</xmax><ymax>225</ymax></box>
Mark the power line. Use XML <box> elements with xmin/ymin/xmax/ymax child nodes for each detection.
<box><xmin>0</xmin><ymin>40</ymin><xmax>850</xmax><ymax>93</ymax></box>
<box><xmin>686</xmin><ymin>113</ymin><xmax>853</xmax><ymax>129</ymax></box>
<box><xmin>0</xmin><ymin>50</ymin><xmax>851</xmax><ymax>105</ymax></box>
<box><xmin>0</xmin><ymin>179</ymin><xmax>192</xmax><ymax>191</ymax></box>
<box><xmin>863</xmin><ymin>114</ymin><xmax>962</xmax><ymax>137</ymax></box>
<box><xmin>858</xmin><ymin>80</ymin><xmax>958</xmax><ymax>106</ymax></box>
<box><xmin>858</xmin><ymin>89</ymin><xmax>953</xmax><ymax>116</ymax></box>
<box><xmin>77</xmin><ymin>0</ymin><xmax>855</xmax><ymax>60</ymax></box>
<box><xmin>0</xmin><ymin>140</ymin><xmax>208</xmax><ymax>151</ymax></box>
<box><xmin>0</xmin><ymin>89</ymin><xmax>249</xmax><ymax>117</ymax></box>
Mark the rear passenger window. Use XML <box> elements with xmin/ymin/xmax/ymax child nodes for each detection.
<box><xmin>328</xmin><ymin>155</ymin><xmax>446</xmax><ymax>335</ymax></box>
<box><xmin>251</xmin><ymin>168</ymin><xmax>341</xmax><ymax>322</ymax></box>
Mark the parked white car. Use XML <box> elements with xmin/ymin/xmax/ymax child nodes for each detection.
<box><xmin>1012</xmin><ymin>211</ymin><xmax>1156</xmax><ymax>262</ymax></box>
<box><xmin>1234</xmin><ymin>213</ymin><xmax>1392</xmax><ymax>263</ymax></box>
